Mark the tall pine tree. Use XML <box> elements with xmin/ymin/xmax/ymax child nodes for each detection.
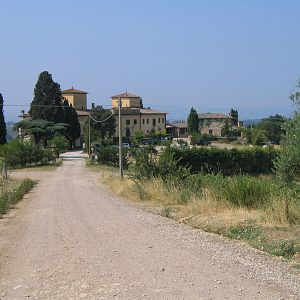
<box><xmin>0</xmin><ymin>93</ymin><xmax>7</xmax><ymax>145</ymax></box>
<box><xmin>187</xmin><ymin>107</ymin><xmax>199</xmax><ymax>134</ymax></box>
<box><xmin>29</xmin><ymin>71</ymin><xmax>64</xmax><ymax>123</ymax></box>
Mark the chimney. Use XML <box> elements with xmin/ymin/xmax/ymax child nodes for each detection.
<box><xmin>92</xmin><ymin>102</ymin><xmax>95</xmax><ymax>109</ymax></box>
<box><xmin>21</xmin><ymin>110</ymin><xmax>25</xmax><ymax>115</ymax></box>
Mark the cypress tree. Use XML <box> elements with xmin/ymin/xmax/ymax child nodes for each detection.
<box><xmin>0</xmin><ymin>93</ymin><xmax>7</xmax><ymax>145</ymax></box>
<box><xmin>230</xmin><ymin>108</ymin><xmax>239</xmax><ymax>126</ymax></box>
<box><xmin>29</xmin><ymin>71</ymin><xmax>64</xmax><ymax>123</ymax></box>
<box><xmin>187</xmin><ymin>107</ymin><xmax>199</xmax><ymax>135</ymax></box>
<box><xmin>62</xmin><ymin>99</ymin><xmax>81</xmax><ymax>148</ymax></box>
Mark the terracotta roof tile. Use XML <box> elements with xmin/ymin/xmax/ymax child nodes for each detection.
<box><xmin>62</xmin><ymin>88</ymin><xmax>88</xmax><ymax>94</ymax></box>
<box><xmin>111</xmin><ymin>92</ymin><xmax>141</xmax><ymax>98</ymax></box>
<box><xmin>167</xmin><ymin>122</ymin><xmax>187</xmax><ymax>128</ymax></box>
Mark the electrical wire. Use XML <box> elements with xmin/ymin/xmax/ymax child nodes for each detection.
<box><xmin>89</xmin><ymin>112</ymin><xmax>114</xmax><ymax>123</ymax></box>
<box><xmin>3</xmin><ymin>104</ymin><xmax>111</xmax><ymax>108</ymax></box>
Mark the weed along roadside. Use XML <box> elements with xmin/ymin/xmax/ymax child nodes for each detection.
<box><xmin>90</xmin><ymin>146</ymin><xmax>300</xmax><ymax>268</ymax></box>
<box><xmin>0</xmin><ymin>178</ymin><xmax>37</xmax><ymax>217</ymax></box>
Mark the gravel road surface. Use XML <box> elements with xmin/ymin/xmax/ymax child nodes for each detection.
<box><xmin>0</xmin><ymin>152</ymin><xmax>299</xmax><ymax>299</ymax></box>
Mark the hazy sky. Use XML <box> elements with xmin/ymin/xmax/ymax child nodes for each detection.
<box><xmin>1</xmin><ymin>0</ymin><xmax>300</xmax><ymax>121</ymax></box>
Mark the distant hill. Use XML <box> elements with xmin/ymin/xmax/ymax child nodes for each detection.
<box><xmin>243</xmin><ymin>119</ymin><xmax>262</xmax><ymax>127</ymax></box>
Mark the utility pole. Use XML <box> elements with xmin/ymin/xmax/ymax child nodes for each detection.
<box><xmin>118</xmin><ymin>97</ymin><xmax>123</xmax><ymax>178</ymax></box>
<box><xmin>88</xmin><ymin>115</ymin><xmax>91</xmax><ymax>157</ymax></box>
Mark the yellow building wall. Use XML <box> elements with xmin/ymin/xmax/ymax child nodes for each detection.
<box><xmin>112</xmin><ymin>97</ymin><xmax>140</xmax><ymax>108</ymax></box>
<box><xmin>114</xmin><ymin>113</ymin><xmax>166</xmax><ymax>137</ymax></box>
<box><xmin>63</xmin><ymin>94</ymin><xmax>87</xmax><ymax>110</ymax></box>
<box><xmin>63</xmin><ymin>95</ymin><xmax>74</xmax><ymax>107</ymax></box>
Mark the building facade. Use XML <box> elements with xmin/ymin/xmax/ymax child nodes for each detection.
<box><xmin>111</xmin><ymin>92</ymin><xmax>167</xmax><ymax>138</ymax></box>
<box><xmin>198</xmin><ymin>113</ymin><xmax>233</xmax><ymax>137</ymax></box>
<box><xmin>61</xmin><ymin>88</ymin><xmax>88</xmax><ymax>110</ymax></box>
<box><xmin>166</xmin><ymin>121</ymin><xmax>188</xmax><ymax>138</ymax></box>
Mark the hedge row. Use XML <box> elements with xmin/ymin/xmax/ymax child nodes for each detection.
<box><xmin>0</xmin><ymin>140</ymin><xmax>55</xmax><ymax>168</ymax></box>
<box><xmin>170</xmin><ymin>147</ymin><xmax>279</xmax><ymax>175</ymax></box>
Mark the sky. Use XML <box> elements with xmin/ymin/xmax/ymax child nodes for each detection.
<box><xmin>1</xmin><ymin>0</ymin><xmax>300</xmax><ymax>122</ymax></box>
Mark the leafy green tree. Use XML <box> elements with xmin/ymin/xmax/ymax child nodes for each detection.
<box><xmin>29</xmin><ymin>71</ymin><xmax>64</xmax><ymax>123</ymax></box>
<box><xmin>275</xmin><ymin>81</ymin><xmax>300</xmax><ymax>183</ymax></box>
<box><xmin>255</xmin><ymin>114</ymin><xmax>286</xmax><ymax>144</ymax></box>
<box><xmin>252</xmin><ymin>129</ymin><xmax>268</xmax><ymax>145</ymax></box>
<box><xmin>48</xmin><ymin>136</ymin><xmax>68</xmax><ymax>158</ymax></box>
<box><xmin>187</xmin><ymin>107</ymin><xmax>199</xmax><ymax>135</ymax></box>
<box><xmin>83</xmin><ymin>106</ymin><xmax>116</xmax><ymax>149</ymax></box>
<box><xmin>273</xmin><ymin>80</ymin><xmax>300</xmax><ymax>222</ymax></box>
<box><xmin>243</xmin><ymin>127</ymin><xmax>267</xmax><ymax>145</ymax></box>
<box><xmin>14</xmin><ymin>119</ymin><xmax>68</xmax><ymax>147</ymax></box>
<box><xmin>230</xmin><ymin>108</ymin><xmax>238</xmax><ymax>126</ymax></box>
<box><xmin>62</xmin><ymin>99</ymin><xmax>81</xmax><ymax>148</ymax></box>
<box><xmin>0</xmin><ymin>93</ymin><xmax>7</xmax><ymax>145</ymax></box>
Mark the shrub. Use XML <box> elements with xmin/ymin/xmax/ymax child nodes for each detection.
<box><xmin>94</xmin><ymin>145</ymin><xmax>129</xmax><ymax>168</ymax></box>
<box><xmin>130</xmin><ymin>146</ymin><xmax>190</xmax><ymax>182</ymax></box>
<box><xmin>0</xmin><ymin>140</ymin><xmax>55</xmax><ymax>168</ymax></box>
<box><xmin>48</xmin><ymin>136</ymin><xmax>68</xmax><ymax>158</ymax></box>
<box><xmin>221</xmin><ymin>176</ymin><xmax>274</xmax><ymax>208</ymax></box>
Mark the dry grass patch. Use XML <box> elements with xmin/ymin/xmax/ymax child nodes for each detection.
<box><xmin>99</xmin><ymin>168</ymin><xmax>300</xmax><ymax>264</ymax></box>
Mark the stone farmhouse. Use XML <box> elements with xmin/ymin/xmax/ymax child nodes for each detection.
<box><xmin>166</xmin><ymin>112</ymin><xmax>243</xmax><ymax>138</ymax></box>
<box><xmin>198</xmin><ymin>113</ymin><xmax>233</xmax><ymax>137</ymax></box>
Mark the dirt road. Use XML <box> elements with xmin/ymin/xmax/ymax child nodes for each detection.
<box><xmin>0</xmin><ymin>152</ymin><xmax>299</xmax><ymax>299</ymax></box>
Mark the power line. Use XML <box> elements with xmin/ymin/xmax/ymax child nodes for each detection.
<box><xmin>4</xmin><ymin>104</ymin><xmax>112</xmax><ymax>108</ymax></box>
<box><xmin>89</xmin><ymin>113</ymin><xmax>114</xmax><ymax>123</ymax></box>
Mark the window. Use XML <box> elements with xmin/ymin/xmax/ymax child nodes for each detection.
<box><xmin>126</xmin><ymin>119</ymin><xmax>130</xmax><ymax>125</ymax></box>
<box><xmin>158</xmin><ymin>118</ymin><xmax>161</xmax><ymax>123</ymax></box>
<box><xmin>152</xmin><ymin>118</ymin><xmax>156</xmax><ymax>126</ymax></box>
<box><xmin>142</xmin><ymin>118</ymin><xmax>145</xmax><ymax>124</ymax></box>
<box><xmin>134</xmin><ymin>119</ymin><xmax>137</xmax><ymax>125</ymax></box>
<box><xmin>162</xmin><ymin>117</ymin><xmax>165</xmax><ymax>123</ymax></box>
<box><xmin>209</xmin><ymin>129</ymin><xmax>213</xmax><ymax>135</ymax></box>
<box><xmin>147</xmin><ymin>118</ymin><xmax>149</xmax><ymax>124</ymax></box>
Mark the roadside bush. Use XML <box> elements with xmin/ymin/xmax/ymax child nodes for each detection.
<box><xmin>171</xmin><ymin>147</ymin><xmax>278</xmax><ymax>175</ymax></box>
<box><xmin>94</xmin><ymin>146</ymin><xmax>129</xmax><ymax>168</ymax></box>
<box><xmin>131</xmin><ymin>147</ymin><xmax>190</xmax><ymax>182</ymax></box>
<box><xmin>0</xmin><ymin>140</ymin><xmax>55</xmax><ymax>169</ymax></box>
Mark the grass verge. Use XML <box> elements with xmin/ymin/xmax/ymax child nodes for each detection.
<box><xmin>0</xmin><ymin>178</ymin><xmax>37</xmax><ymax>216</ymax></box>
<box><xmin>101</xmin><ymin>170</ymin><xmax>300</xmax><ymax>267</ymax></box>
